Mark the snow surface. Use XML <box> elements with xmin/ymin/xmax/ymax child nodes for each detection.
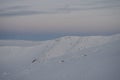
<box><xmin>0</xmin><ymin>34</ymin><xmax>120</xmax><ymax>80</ymax></box>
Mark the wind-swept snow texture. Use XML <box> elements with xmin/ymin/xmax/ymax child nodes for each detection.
<box><xmin>0</xmin><ymin>34</ymin><xmax>120</xmax><ymax>80</ymax></box>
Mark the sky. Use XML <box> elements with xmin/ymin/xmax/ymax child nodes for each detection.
<box><xmin>0</xmin><ymin>0</ymin><xmax>120</xmax><ymax>40</ymax></box>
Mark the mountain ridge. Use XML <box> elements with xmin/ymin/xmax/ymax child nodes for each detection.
<box><xmin>0</xmin><ymin>34</ymin><xmax>120</xmax><ymax>62</ymax></box>
<box><xmin>0</xmin><ymin>33</ymin><xmax>120</xmax><ymax>47</ymax></box>
<box><xmin>0</xmin><ymin>34</ymin><xmax>120</xmax><ymax>80</ymax></box>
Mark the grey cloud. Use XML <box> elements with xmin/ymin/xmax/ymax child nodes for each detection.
<box><xmin>57</xmin><ymin>0</ymin><xmax>120</xmax><ymax>12</ymax></box>
<box><xmin>0</xmin><ymin>0</ymin><xmax>120</xmax><ymax>17</ymax></box>
<box><xmin>57</xmin><ymin>4</ymin><xmax>120</xmax><ymax>12</ymax></box>
<box><xmin>0</xmin><ymin>5</ymin><xmax>29</xmax><ymax>12</ymax></box>
<box><xmin>0</xmin><ymin>10</ymin><xmax>55</xmax><ymax>17</ymax></box>
<box><xmin>0</xmin><ymin>5</ymin><xmax>66</xmax><ymax>17</ymax></box>
<box><xmin>0</xmin><ymin>5</ymin><xmax>39</xmax><ymax>16</ymax></box>
<box><xmin>0</xmin><ymin>0</ymin><xmax>22</xmax><ymax>4</ymax></box>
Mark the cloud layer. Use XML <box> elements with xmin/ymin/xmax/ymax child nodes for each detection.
<box><xmin>0</xmin><ymin>0</ymin><xmax>120</xmax><ymax>36</ymax></box>
<box><xmin>0</xmin><ymin>0</ymin><xmax>120</xmax><ymax>16</ymax></box>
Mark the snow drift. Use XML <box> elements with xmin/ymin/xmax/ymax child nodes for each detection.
<box><xmin>0</xmin><ymin>34</ymin><xmax>120</xmax><ymax>80</ymax></box>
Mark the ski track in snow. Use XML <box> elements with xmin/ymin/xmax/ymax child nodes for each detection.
<box><xmin>0</xmin><ymin>34</ymin><xmax>120</xmax><ymax>80</ymax></box>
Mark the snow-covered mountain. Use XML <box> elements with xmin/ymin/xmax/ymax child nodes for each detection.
<box><xmin>0</xmin><ymin>34</ymin><xmax>120</xmax><ymax>80</ymax></box>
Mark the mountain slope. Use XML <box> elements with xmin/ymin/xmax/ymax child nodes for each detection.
<box><xmin>0</xmin><ymin>34</ymin><xmax>120</xmax><ymax>80</ymax></box>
